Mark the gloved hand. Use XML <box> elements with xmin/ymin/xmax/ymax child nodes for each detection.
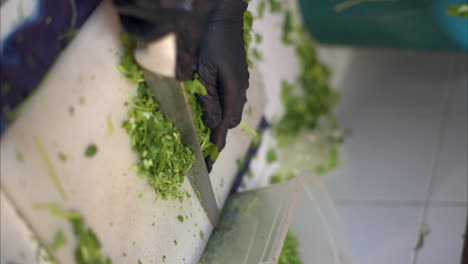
<box><xmin>197</xmin><ymin>0</ymin><xmax>250</xmax><ymax>171</ymax></box>
<box><xmin>114</xmin><ymin>0</ymin><xmax>250</xmax><ymax>172</ymax></box>
<box><xmin>113</xmin><ymin>0</ymin><xmax>216</xmax><ymax>80</ymax></box>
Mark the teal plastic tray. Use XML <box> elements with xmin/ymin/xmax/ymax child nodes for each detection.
<box><xmin>300</xmin><ymin>0</ymin><xmax>468</xmax><ymax>51</ymax></box>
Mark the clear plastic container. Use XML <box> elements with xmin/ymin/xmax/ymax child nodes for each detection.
<box><xmin>200</xmin><ymin>172</ymin><xmax>353</xmax><ymax>264</ymax></box>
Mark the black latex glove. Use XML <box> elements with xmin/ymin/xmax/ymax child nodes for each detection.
<box><xmin>113</xmin><ymin>0</ymin><xmax>216</xmax><ymax>80</ymax></box>
<box><xmin>197</xmin><ymin>0</ymin><xmax>250</xmax><ymax>171</ymax></box>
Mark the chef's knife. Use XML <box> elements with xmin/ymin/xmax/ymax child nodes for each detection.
<box><xmin>134</xmin><ymin>34</ymin><xmax>219</xmax><ymax>225</ymax></box>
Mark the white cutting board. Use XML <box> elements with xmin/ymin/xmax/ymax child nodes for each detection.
<box><xmin>0</xmin><ymin>1</ymin><xmax>265</xmax><ymax>263</ymax></box>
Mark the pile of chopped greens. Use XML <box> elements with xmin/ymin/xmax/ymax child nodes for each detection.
<box><xmin>275</xmin><ymin>25</ymin><xmax>340</xmax><ymax>147</ymax></box>
<box><xmin>278</xmin><ymin>231</ymin><xmax>303</xmax><ymax>264</ymax></box>
<box><xmin>119</xmin><ymin>34</ymin><xmax>195</xmax><ymax>200</ymax></box>
<box><xmin>249</xmin><ymin>0</ymin><xmax>344</xmax><ymax>181</ymax></box>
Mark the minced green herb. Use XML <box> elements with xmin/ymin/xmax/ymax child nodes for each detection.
<box><xmin>246</xmin><ymin>169</ymin><xmax>253</xmax><ymax>179</ymax></box>
<box><xmin>199</xmin><ymin>230</ymin><xmax>205</xmax><ymax>239</ymax></box>
<box><xmin>34</xmin><ymin>137</ymin><xmax>68</xmax><ymax>200</ymax></box>
<box><xmin>266</xmin><ymin>148</ymin><xmax>278</xmax><ymax>164</ymax></box>
<box><xmin>58</xmin><ymin>153</ymin><xmax>68</xmax><ymax>163</ymax></box>
<box><xmin>16</xmin><ymin>151</ymin><xmax>24</xmax><ymax>163</ymax></box>
<box><xmin>267</xmin><ymin>0</ymin><xmax>282</xmax><ymax>13</ymax></box>
<box><xmin>252</xmin><ymin>48</ymin><xmax>262</xmax><ymax>60</ymax></box>
<box><xmin>184</xmin><ymin>75</ymin><xmax>219</xmax><ymax>161</ymax></box>
<box><xmin>173</xmin><ymin>240</ymin><xmax>178</xmax><ymax>245</ymax></box>
<box><xmin>446</xmin><ymin>4</ymin><xmax>468</xmax><ymax>18</ymax></box>
<box><xmin>119</xmin><ymin>34</ymin><xmax>195</xmax><ymax>200</ymax></box>
<box><xmin>85</xmin><ymin>144</ymin><xmax>98</xmax><ymax>157</ymax></box>
<box><xmin>281</xmin><ymin>11</ymin><xmax>293</xmax><ymax>45</ymax></box>
<box><xmin>257</xmin><ymin>1</ymin><xmax>266</xmax><ymax>18</ymax></box>
<box><xmin>269</xmin><ymin>171</ymin><xmax>295</xmax><ymax>184</ymax></box>
<box><xmin>45</xmin><ymin>16</ymin><xmax>53</xmax><ymax>24</ymax></box>
<box><xmin>236</xmin><ymin>157</ymin><xmax>247</xmax><ymax>172</ymax></box>
<box><xmin>244</xmin><ymin>10</ymin><xmax>254</xmax><ymax>68</ymax></box>
<box><xmin>35</xmin><ymin>204</ymin><xmax>81</xmax><ymax>219</ymax></box>
<box><xmin>177</xmin><ymin>215</ymin><xmax>184</xmax><ymax>223</ymax></box>
<box><xmin>79</xmin><ymin>97</ymin><xmax>86</xmax><ymax>105</ymax></box>
<box><xmin>122</xmin><ymin>82</ymin><xmax>194</xmax><ymax>199</ymax></box>
<box><xmin>38</xmin><ymin>204</ymin><xmax>112</xmax><ymax>264</ymax></box>
<box><xmin>278</xmin><ymin>231</ymin><xmax>303</xmax><ymax>264</ymax></box>
<box><xmin>49</xmin><ymin>230</ymin><xmax>67</xmax><ymax>251</ymax></box>
<box><xmin>239</xmin><ymin>121</ymin><xmax>258</xmax><ymax>138</ymax></box>
<box><xmin>69</xmin><ymin>106</ymin><xmax>75</xmax><ymax>116</ymax></box>
<box><xmin>254</xmin><ymin>32</ymin><xmax>262</xmax><ymax>44</ymax></box>
<box><xmin>107</xmin><ymin>115</ymin><xmax>114</xmax><ymax>136</ymax></box>
<box><xmin>275</xmin><ymin>30</ymin><xmax>339</xmax><ymax>146</ymax></box>
<box><xmin>72</xmin><ymin>215</ymin><xmax>112</xmax><ymax>264</ymax></box>
<box><xmin>1</xmin><ymin>82</ymin><xmax>11</xmax><ymax>95</ymax></box>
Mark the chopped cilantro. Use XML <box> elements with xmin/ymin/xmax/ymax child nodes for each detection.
<box><xmin>1</xmin><ymin>82</ymin><xmax>11</xmax><ymax>95</ymax></box>
<box><xmin>184</xmin><ymin>74</ymin><xmax>220</xmax><ymax>161</ymax></box>
<box><xmin>49</xmin><ymin>230</ymin><xmax>67</xmax><ymax>251</ymax></box>
<box><xmin>16</xmin><ymin>151</ymin><xmax>24</xmax><ymax>163</ymax></box>
<box><xmin>199</xmin><ymin>230</ymin><xmax>204</xmax><ymax>239</ymax></box>
<box><xmin>85</xmin><ymin>144</ymin><xmax>98</xmax><ymax>157</ymax></box>
<box><xmin>266</xmin><ymin>148</ymin><xmax>278</xmax><ymax>164</ymax></box>
<box><xmin>246</xmin><ymin>169</ymin><xmax>253</xmax><ymax>179</ymax></box>
<box><xmin>58</xmin><ymin>153</ymin><xmax>68</xmax><ymax>163</ymax></box>
<box><xmin>281</xmin><ymin>11</ymin><xmax>293</xmax><ymax>44</ymax></box>
<box><xmin>45</xmin><ymin>16</ymin><xmax>53</xmax><ymax>24</ymax></box>
<box><xmin>177</xmin><ymin>215</ymin><xmax>184</xmax><ymax>223</ymax></box>
<box><xmin>173</xmin><ymin>240</ymin><xmax>178</xmax><ymax>245</ymax></box>
<box><xmin>252</xmin><ymin>48</ymin><xmax>262</xmax><ymax>60</ymax></box>
<box><xmin>36</xmin><ymin>204</ymin><xmax>81</xmax><ymax>219</ymax></box>
<box><xmin>278</xmin><ymin>231</ymin><xmax>303</xmax><ymax>264</ymax></box>
<box><xmin>69</xmin><ymin>106</ymin><xmax>75</xmax><ymax>116</ymax></box>
<box><xmin>446</xmin><ymin>4</ymin><xmax>468</xmax><ymax>18</ymax></box>
<box><xmin>257</xmin><ymin>1</ymin><xmax>266</xmax><ymax>18</ymax></box>
<box><xmin>243</xmin><ymin>10</ymin><xmax>254</xmax><ymax>68</ymax></box>
<box><xmin>239</xmin><ymin>121</ymin><xmax>258</xmax><ymax>138</ymax></box>
<box><xmin>107</xmin><ymin>115</ymin><xmax>114</xmax><ymax>136</ymax></box>
<box><xmin>38</xmin><ymin>204</ymin><xmax>112</xmax><ymax>264</ymax></box>
<box><xmin>119</xmin><ymin>34</ymin><xmax>194</xmax><ymax>200</ymax></box>
<box><xmin>79</xmin><ymin>97</ymin><xmax>86</xmax><ymax>105</ymax></box>
<box><xmin>269</xmin><ymin>172</ymin><xmax>295</xmax><ymax>184</ymax></box>
<box><xmin>34</xmin><ymin>137</ymin><xmax>68</xmax><ymax>200</ymax></box>
<box><xmin>71</xmin><ymin>214</ymin><xmax>112</xmax><ymax>264</ymax></box>
<box><xmin>267</xmin><ymin>0</ymin><xmax>282</xmax><ymax>13</ymax></box>
<box><xmin>274</xmin><ymin>21</ymin><xmax>340</xmax><ymax>149</ymax></box>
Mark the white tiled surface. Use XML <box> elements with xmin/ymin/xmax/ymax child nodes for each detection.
<box><xmin>416</xmin><ymin>206</ymin><xmax>467</xmax><ymax>264</ymax></box>
<box><xmin>316</xmin><ymin>48</ymin><xmax>468</xmax><ymax>264</ymax></box>
<box><xmin>248</xmin><ymin>5</ymin><xmax>467</xmax><ymax>263</ymax></box>
<box><xmin>337</xmin><ymin>204</ymin><xmax>422</xmax><ymax>264</ymax></box>
<box><xmin>325</xmin><ymin>112</ymin><xmax>440</xmax><ymax>201</ymax></box>
<box><xmin>431</xmin><ymin>114</ymin><xmax>468</xmax><ymax>203</ymax></box>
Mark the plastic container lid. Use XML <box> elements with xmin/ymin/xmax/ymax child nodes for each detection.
<box><xmin>200</xmin><ymin>172</ymin><xmax>353</xmax><ymax>264</ymax></box>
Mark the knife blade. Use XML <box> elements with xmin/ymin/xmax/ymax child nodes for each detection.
<box><xmin>134</xmin><ymin>34</ymin><xmax>219</xmax><ymax>225</ymax></box>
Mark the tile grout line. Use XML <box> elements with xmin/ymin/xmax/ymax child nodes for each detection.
<box><xmin>410</xmin><ymin>55</ymin><xmax>457</xmax><ymax>264</ymax></box>
<box><xmin>334</xmin><ymin>199</ymin><xmax>468</xmax><ymax>207</ymax></box>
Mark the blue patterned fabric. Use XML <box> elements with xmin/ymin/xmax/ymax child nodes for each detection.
<box><xmin>0</xmin><ymin>0</ymin><xmax>101</xmax><ymax>133</ymax></box>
